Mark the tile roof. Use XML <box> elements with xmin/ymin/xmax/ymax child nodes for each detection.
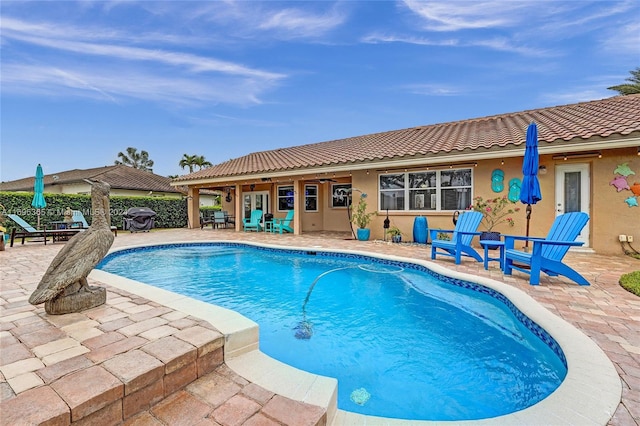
<box><xmin>175</xmin><ymin>94</ymin><xmax>640</xmax><ymax>182</ymax></box>
<box><xmin>0</xmin><ymin>165</ymin><xmax>184</xmax><ymax>193</ymax></box>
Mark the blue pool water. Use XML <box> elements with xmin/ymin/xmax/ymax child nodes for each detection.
<box><xmin>98</xmin><ymin>243</ymin><xmax>567</xmax><ymax>421</ymax></box>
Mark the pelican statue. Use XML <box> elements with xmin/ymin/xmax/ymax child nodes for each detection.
<box><xmin>29</xmin><ymin>180</ymin><xmax>115</xmax><ymax>314</ymax></box>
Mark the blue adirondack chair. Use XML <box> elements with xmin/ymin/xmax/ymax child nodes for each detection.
<box><xmin>430</xmin><ymin>211</ymin><xmax>483</xmax><ymax>264</ymax></box>
<box><xmin>503</xmin><ymin>212</ymin><xmax>589</xmax><ymax>286</ymax></box>
<box><xmin>243</xmin><ymin>209</ymin><xmax>263</xmax><ymax>232</ymax></box>
<box><xmin>273</xmin><ymin>210</ymin><xmax>294</xmax><ymax>234</ymax></box>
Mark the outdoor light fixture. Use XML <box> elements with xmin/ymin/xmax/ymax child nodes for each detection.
<box><xmin>551</xmin><ymin>151</ymin><xmax>602</xmax><ymax>160</ymax></box>
<box><xmin>637</xmin><ymin>147</ymin><xmax>640</xmax><ymax>156</ymax></box>
<box><xmin>538</xmin><ymin>165</ymin><xmax>547</xmax><ymax>174</ymax></box>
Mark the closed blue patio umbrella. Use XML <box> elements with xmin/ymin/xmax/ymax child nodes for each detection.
<box><xmin>31</xmin><ymin>164</ymin><xmax>47</xmax><ymax>229</ymax></box>
<box><xmin>520</xmin><ymin>123</ymin><xmax>542</xmax><ymax>250</ymax></box>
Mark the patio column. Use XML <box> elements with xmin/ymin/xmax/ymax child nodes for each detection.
<box><xmin>235</xmin><ymin>184</ymin><xmax>242</xmax><ymax>232</ymax></box>
<box><xmin>187</xmin><ymin>187</ymin><xmax>200</xmax><ymax>229</ymax></box>
<box><xmin>293</xmin><ymin>179</ymin><xmax>302</xmax><ymax>235</ymax></box>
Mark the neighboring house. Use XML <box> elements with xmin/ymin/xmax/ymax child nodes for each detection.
<box><xmin>174</xmin><ymin>94</ymin><xmax>640</xmax><ymax>255</ymax></box>
<box><xmin>1</xmin><ymin>165</ymin><xmax>219</xmax><ymax>206</ymax></box>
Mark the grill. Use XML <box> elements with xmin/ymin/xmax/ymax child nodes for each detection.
<box><xmin>123</xmin><ymin>207</ymin><xmax>156</xmax><ymax>232</ymax></box>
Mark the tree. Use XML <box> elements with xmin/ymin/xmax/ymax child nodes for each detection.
<box><xmin>179</xmin><ymin>154</ymin><xmax>198</xmax><ymax>173</ymax></box>
<box><xmin>194</xmin><ymin>155</ymin><xmax>213</xmax><ymax>170</ymax></box>
<box><xmin>608</xmin><ymin>67</ymin><xmax>640</xmax><ymax>95</ymax></box>
<box><xmin>179</xmin><ymin>154</ymin><xmax>212</xmax><ymax>173</ymax></box>
<box><xmin>115</xmin><ymin>147</ymin><xmax>154</xmax><ymax>172</ymax></box>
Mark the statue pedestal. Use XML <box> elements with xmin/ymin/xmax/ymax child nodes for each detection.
<box><xmin>45</xmin><ymin>285</ymin><xmax>106</xmax><ymax>315</ymax></box>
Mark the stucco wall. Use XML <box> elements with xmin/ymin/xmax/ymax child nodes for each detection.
<box><xmin>348</xmin><ymin>149</ymin><xmax>639</xmax><ymax>255</ymax></box>
<box><xmin>591</xmin><ymin>148</ymin><xmax>639</xmax><ymax>255</ymax></box>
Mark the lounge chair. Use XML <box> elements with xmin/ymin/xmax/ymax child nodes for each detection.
<box><xmin>429</xmin><ymin>211</ymin><xmax>483</xmax><ymax>264</ymax></box>
<box><xmin>7</xmin><ymin>214</ymin><xmax>82</xmax><ymax>247</ymax></box>
<box><xmin>243</xmin><ymin>209</ymin><xmax>263</xmax><ymax>232</ymax></box>
<box><xmin>503</xmin><ymin>212</ymin><xmax>590</xmax><ymax>285</ymax></box>
<box><xmin>273</xmin><ymin>210</ymin><xmax>294</xmax><ymax>234</ymax></box>
<box><xmin>73</xmin><ymin>210</ymin><xmax>118</xmax><ymax>236</ymax></box>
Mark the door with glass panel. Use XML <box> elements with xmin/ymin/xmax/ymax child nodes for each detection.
<box><xmin>555</xmin><ymin>163</ymin><xmax>590</xmax><ymax>247</ymax></box>
<box><xmin>243</xmin><ymin>191</ymin><xmax>269</xmax><ymax>222</ymax></box>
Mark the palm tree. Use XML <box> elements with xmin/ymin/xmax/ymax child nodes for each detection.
<box><xmin>115</xmin><ymin>147</ymin><xmax>154</xmax><ymax>172</ymax></box>
<box><xmin>194</xmin><ymin>155</ymin><xmax>213</xmax><ymax>170</ymax></box>
<box><xmin>179</xmin><ymin>154</ymin><xmax>212</xmax><ymax>173</ymax></box>
<box><xmin>179</xmin><ymin>154</ymin><xmax>198</xmax><ymax>173</ymax></box>
<box><xmin>608</xmin><ymin>67</ymin><xmax>640</xmax><ymax>95</ymax></box>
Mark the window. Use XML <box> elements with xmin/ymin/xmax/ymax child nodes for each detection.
<box><xmin>331</xmin><ymin>183</ymin><xmax>351</xmax><ymax>208</ymax></box>
<box><xmin>305</xmin><ymin>185</ymin><xmax>318</xmax><ymax>211</ymax></box>
<box><xmin>277</xmin><ymin>185</ymin><xmax>294</xmax><ymax>211</ymax></box>
<box><xmin>379</xmin><ymin>168</ymin><xmax>472</xmax><ymax>211</ymax></box>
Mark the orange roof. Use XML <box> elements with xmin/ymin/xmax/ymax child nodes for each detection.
<box><xmin>175</xmin><ymin>94</ymin><xmax>640</xmax><ymax>182</ymax></box>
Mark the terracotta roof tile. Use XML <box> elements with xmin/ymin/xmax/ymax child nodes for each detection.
<box><xmin>0</xmin><ymin>165</ymin><xmax>185</xmax><ymax>194</ymax></box>
<box><xmin>176</xmin><ymin>94</ymin><xmax>640</xmax><ymax>182</ymax></box>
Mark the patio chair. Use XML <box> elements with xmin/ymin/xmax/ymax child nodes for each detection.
<box><xmin>429</xmin><ymin>211</ymin><xmax>483</xmax><ymax>264</ymax></box>
<box><xmin>243</xmin><ymin>209</ymin><xmax>263</xmax><ymax>232</ymax></box>
<box><xmin>273</xmin><ymin>210</ymin><xmax>294</xmax><ymax>234</ymax></box>
<box><xmin>213</xmin><ymin>211</ymin><xmax>227</xmax><ymax>229</ymax></box>
<box><xmin>73</xmin><ymin>210</ymin><xmax>118</xmax><ymax>236</ymax></box>
<box><xmin>7</xmin><ymin>214</ymin><xmax>81</xmax><ymax>247</ymax></box>
<box><xmin>503</xmin><ymin>212</ymin><xmax>590</xmax><ymax>286</ymax></box>
<box><xmin>200</xmin><ymin>210</ymin><xmax>215</xmax><ymax>229</ymax></box>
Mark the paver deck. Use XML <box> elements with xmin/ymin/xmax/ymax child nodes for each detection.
<box><xmin>1</xmin><ymin>228</ymin><xmax>638</xmax><ymax>425</ymax></box>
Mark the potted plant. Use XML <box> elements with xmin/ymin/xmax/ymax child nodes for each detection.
<box><xmin>387</xmin><ymin>226</ymin><xmax>403</xmax><ymax>243</ymax></box>
<box><xmin>351</xmin><ymin>194</ymin><xmax>375</xmax><ymax>241</ymax></box>
<box><xmin>470</xmin><ymin>195</ymin><xmax>520</xmax><ymax>249</ymax></box>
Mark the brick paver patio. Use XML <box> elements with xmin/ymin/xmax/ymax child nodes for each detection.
<box><xmin>1</xmin><ymin>228</ymin><xmax>639</xmax><ymax>425</ymax></box>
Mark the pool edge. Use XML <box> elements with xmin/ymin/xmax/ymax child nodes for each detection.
<box><xmin>94</xmin><ymin>240</ymin><xmax>621</xmax><ymax>426</ymax></box>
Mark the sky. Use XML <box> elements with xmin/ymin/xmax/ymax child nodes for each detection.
<box><xmin>1</xmin><ymin>1</ymin><xmax>639</xmax><ymax>182</ymax></box>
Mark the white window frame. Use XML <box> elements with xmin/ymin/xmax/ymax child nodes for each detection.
<box><xmin>304</xmin><ymin>184</ymin><xmax>319</xmax><ymax>212</ymax></box>
<box><xmin>378</xmin><ymin>168</ymin><xmax>473</xmax><ymax>211</ymax></box>
<box><xmin>277</xmin><ymin>185</ymin><xmax>294</xmax><ymax>212</ymax></box>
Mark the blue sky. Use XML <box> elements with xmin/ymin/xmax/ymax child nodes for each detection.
<box><xmin>1</xmin><ymin>1</ymin><xmax>638</xmax><ymax>182</ymax></box>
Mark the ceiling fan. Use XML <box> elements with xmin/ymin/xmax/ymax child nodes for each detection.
<box><xmin>307</xmin><ymin>177</ymin><xmax>337</xmax><ymax>183</ymax></box>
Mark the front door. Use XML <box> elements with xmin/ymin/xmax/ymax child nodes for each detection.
<box><xmin>555</xmin><ymin>163</ymin><xmax>590</xmax><ymax>247</ymax></box>
<box><xmin>243</xmin><ymin>191</ymin><xmax>270</xmax><ymax>222</ymax></box>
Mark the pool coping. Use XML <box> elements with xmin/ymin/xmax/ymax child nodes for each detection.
<box><xmin>92</xmin><ymin>240</ymin><xmax>621</xmax><ymax>425</ymax></box>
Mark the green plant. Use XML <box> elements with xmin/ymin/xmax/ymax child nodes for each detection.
<box><xmin>0</xmin><ymin>191</ymin><xmax>189</xmax><ymax>230</ymax></box>
<box><xmin>0</xmin><ymin>203</ymin><xmax>6</xmax><ymax>233</ymax></box>
<box><xmin>351</xmin><ymin>194</ymin><xmax>375</xmax><ymax>229</ymax></box>
<box><xmin>387</xmin><ymin>226</ymin><xmax>403</xmax><ymax>237</ymax></box>
<box><xmin>436</xmin><ymin>230</ymin><xmax>451</xmax><ymax>241</ymax></box>
<box><xmin>620</xmin><ymin>270</ymin><xmax>640</xmax><ymax>297</ymax></box>
<box><xmin>470</xmin><ymin>195</ymin><xmax>520</xmax><ymax>232</ymax></box>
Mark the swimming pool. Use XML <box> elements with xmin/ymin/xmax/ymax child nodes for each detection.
<box><xmin>98</xmin><ymin>242</ymin><xmax>567</xmax><ymax>421</ymax></box>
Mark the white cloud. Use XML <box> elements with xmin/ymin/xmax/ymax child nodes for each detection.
<box><xmin>402</xmin><ymin>83</ymin><xmax>462</xmax><ymax>96</ymax></box>
<box><xmin>538</xmin><ymin>88</ymin><xmax>613</xmax><ymax>106</ymax></box>
<box><xmin>362</xmin><ymin>32</ymin><xmax>546</xmax><ymax>56</ymax></box>
<box><xmin>257</xmin><ymin>6</ymin><xmax>347</xmax><ymax>39</ymax></box>
<box><xmin>1</xmin><ymin>14</ymin><xmax>287</xmax><ymax>107</ymax></box>
<box><xmin>1</xmin><ymin>61</ymin><xmax>275</xmax><ymax>107</ymax></box>
<box><xmin>401</xmin><ymin>0</ymin><xmax>536</xmax><ymax>32</ymax></box>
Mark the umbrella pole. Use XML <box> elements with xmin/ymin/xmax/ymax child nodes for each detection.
<box><xmin>37</xmin><ymin>209</ymin><xmax>41</xmax><ymax>230</ymax></box>
<box><xmin>524</xmin><ymin>204</ymin><xmax>532</xmax><ymax>252</ymax></box>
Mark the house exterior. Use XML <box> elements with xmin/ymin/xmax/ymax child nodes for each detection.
<box><xmin>172</xmin><ymin>94</ymin><xmax>640</xmax><ymax>255</ymax></box>
<box><xmin>0</xmin><ymin>165</ymin><xmax>219</xmax><ymax>206</ymax></box>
